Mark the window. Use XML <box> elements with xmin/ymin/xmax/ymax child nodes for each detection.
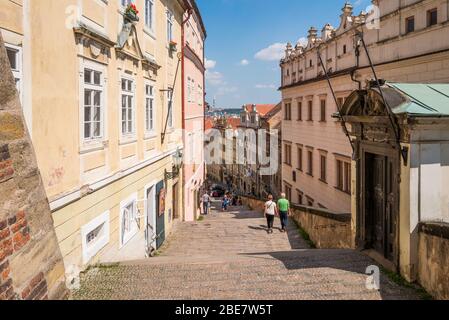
<box><xmin>120</xmin><ymin>196</ymin><xmax>138</xmax><ymax>247</ymax></box>
<box><xmin>145</xmin><ymin>0</ymin><xmax>155</xmax><ymax>31</ymax></box>
<box><xmin>306</xmin><ymin>196</ymin><xmax>314</xmax><ymax>207</ymax></box>
<box><xmin>292</xmin><ymin>171</ymin><xmax>297</xmax><ymax>182</ymax></box>
<box><xmin>121</xmin><ymin>0</ymin><xmax>132</xmax><ymax>7</ymax></box>
<box><xmin>343</xmin><ymin>45</ymin><xmax>347</xmax><ymax>54</ymax></box>
<box><xmin>337</xmin><ymin>97</ymin><xmax>345</xmax><ymax>109</ymax></box>
<box><xmin>6</xmin><ymin>45</ymin><xmax>22</xmax><ymax>98</ymax></box>
<box><xmin>320</xmin><ymin>99</ymin><xmax>326</xmax><ymax>122</ymax></box>
<box><xmin>284</xmin><ymin>102</ymin><xmax>292</xmax><ymax>120</ymax></box>
<box><xmin>307</xmin><ymin>150</ymin><xmax>313</xmax><ymax>176</ymax></box>
<box><xmin>84</xmin><ymin>67</ymin><xmax>104</xmax><ymax>140</ymax></box>
<box><xmin>121</xmin><ymin>78</ymin><xmax>135</xmax><ymax>135</ymax></box>
<box><xmin>427</xmin><ymin>8</ymin><xmax>437</xmax><ymax>27</ymax></box>
<box><xmin>309</xmin><ymin>60</ymin><xmax>313</xmax><ymax>68</ymax></box>
<box><xmin>285</xmin><ymin>184</ymin><xmax>292</xmax><ymax>202</ymax></box>
<box><xmin>320</xmin><ymin>155</ymin><xmax>327</xmax><ymax>182</ymax></box>
<box><xmin>297</xmin><ymin>147</ymin><xmax>303</xmax><ymax>171</ymax></box>
<box><xmin>336</xmin><ymin>159</ymin><xmax>351</xmax><ymax>194</ymax></box>
<box><xmin>81</xmin><ymin>211</ymin><xmax>110</xmax><ymax>264</ymax></box>
<box><xmin>198</xmin><ymin>85</ymin><xmax>203</xmax><ymax>106</ymax></box>
<box><xmin>284</xmin><ymin>144</ymin><xmax>292</xmax><ymax>166</ymax></box>
<box><xmin>167</xmin><ymin>90</ymin><xmax>174</xmax><ymax>128</ymax></box>
<box><xmin>297</xmin><ymin>101</ymin><xmax>302</xmax><ymax>121</ymax></box>
<box><xmin>307</xmin><ymin>100</ymin><xmax>313</xmax><ymax>121</ymax></box>
<box><xmin>406</xmin><ymin>16</ymin><xmax>415</xmax><ymax>34</ymax></box>
<box><xmin>297</xmin><ymin>191</ymin><xmax>303</xmax><ymax>205</ymax></box>
<box><xmin>167</xmin><ymin>9</ymin><xmax>174</xmax><ymax>42</ymax></box>
<box><xmin>145</xmin><ymin>83</ymin><xmax>155</xmax><ymax>133</ymax></box>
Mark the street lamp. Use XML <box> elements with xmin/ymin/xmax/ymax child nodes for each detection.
<box><xmin>165</xmin><ymin>148</ymin><xmax>183</xmax><ymax>180</ymax></box>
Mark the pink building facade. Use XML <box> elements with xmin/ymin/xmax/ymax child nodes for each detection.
<box><xmin>182</xmin><ymin>0</ymin><xmax>206</xmax><ymax>221</ymax></box>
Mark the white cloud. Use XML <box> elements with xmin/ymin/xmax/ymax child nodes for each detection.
<box><xmin>254</xmin><ymin>43</ymin><xmax>286</xmax><ymax>61</ymax></box>
<box><xmin>205</xmin><ymin>70</ymin><xmax>224</xmax><ymax>85</ymax></box>
<box><xmin>217</xmin><ymin>86</ymin><xmax>238</xmax><ymax>96</ymax></box>
<box><xmin>255</xmin><ymin>84</ymin><xmax>276</xmax><ymax>89</ymax></box>
<box><xmin>240</xmin><ymin>59</ymin><xmax>250</xmax><ymax>66</ymax></box>
<box><xmin>297</xmin><ymin>37</ymin><xmax>308</xmax><ymax>47</ymax></box>
<box><xmin>205</xmin><ymin>58</ymin><xmax>216</xmax><ymax>69</ymax></box>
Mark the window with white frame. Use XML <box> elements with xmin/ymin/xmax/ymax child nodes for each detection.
<box><xmin>167</xmin><ymin>9</ymin><xmax>174</xmax><ymax>42</ymax></box>
<box><xmin>191</xmin><ymin>79</ymin><xmax>196</xmax><ymax>102</ymax></box>
<box><xmin>81</xmin><ymin>211</ymin><xmax>110</xmax><ymax>264</ymax></box>
<box><xmin>198</xmin><ymin>85</ymin><xmax>203</xmax><ymax>106</ymax></box>
<box><xmin>5</xmin><ymin>44</ymin><xmax>22</xmax><ymax>99</ymax></box>
<box><xmin>121</xmin><ymin>0</ymin><xmax>132</xmax><ymax>7</ymax></box>
<box><xmin>83</xmin><ymin>67</ymin><xmax>104</xmax><ymax>140</ymax></box>
<box><xmin>145</xmin><ymin>83</ymin><xmax>155</xmax><ymax>133</ymax></box>
<box><xmin>144</xmin><ymin>0</ymin><xmax>155</xmax><ymax>31</ymax></box>
<box><xmin>187</xmin><ymin>77</ymin><xmax>192</xmax><ymax>103</ymax></box>
<box><xmin>121</xmin><ymin>78</ymin><xmax>135</xmax><ymax>135</ymax></box>
<box><xmin>120</xmin><ymin>197</ymin><xmax>138</xmax><ymax>246</ymax></box>
<box><xmin>167</xmin><ymin>90</ymin><xmax>174</xmax><ymax>128</ymax></box>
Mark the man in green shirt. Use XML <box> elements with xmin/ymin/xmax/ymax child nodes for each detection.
<box><xmin>277</xmin><ymin>193</ymin><xmax>290</xmax><ymax>233</ymax></box>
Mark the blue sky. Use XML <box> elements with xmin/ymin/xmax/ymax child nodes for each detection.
<box><xmin>196</xmin><ymin>0</ymin><xmax>371</xmax><ymax>109</ymax></box>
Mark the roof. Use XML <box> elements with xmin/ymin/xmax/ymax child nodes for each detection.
<box><xmin>243</xmin><ymin>104</ymin><xmax>277</xmax><ymax>116</ymax></box>
<box><xmin>226</xmin><ymin>118</ymin><xmax>241</xmax><ymax>129</ymax></box>
<box><xmin>263</xmin><ymin>102</ymin><xmax>282</xmax><ymax>119</ymax></box>
<box><xmin>386</xmin><ymin>83</ymin><xmax>449</xmax><ymax>116</ymax></box>
<box><xmin>205</xmin><ymin>118</ymin><xmax>214</xmax><ymax>130</ymax></box>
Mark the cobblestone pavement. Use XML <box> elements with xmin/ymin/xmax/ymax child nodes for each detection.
<box><xmin>73</xmin><ymin>201</ymin><xmax>422</xmax><ymax>300</ymax></box>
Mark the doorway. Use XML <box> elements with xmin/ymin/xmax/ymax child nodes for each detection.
<box><xmin>362</xmin><ymin>150</ymin><xmax>398</xmax><ymax>264</ymax></box>
<box><xmin>172</xmin><ymin>182</ymin><xmax>179</xmax><ymax>220</ymax></box>
<box><xmin>145</xmin><ymin>185</ymin><xmax>156</xmax><ymax>256</ymax></box>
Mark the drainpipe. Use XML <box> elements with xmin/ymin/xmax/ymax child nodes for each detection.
<box><xmin>181</xmin><ymin>3</ymin><xmax>193</xmax><ymax>221</ymax></box>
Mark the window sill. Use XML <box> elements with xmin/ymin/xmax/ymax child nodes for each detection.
<box><xmin>319</xmin><ymin>178</ymin><xmax>328</xmax><ymax>184</ymax></box>
<box><xmin>335</xmin><ymin>186</ymin><xmax>351</xmax><ymax>195</ymax></box>
<box><xmin>144</xmin><ymin>132</ymin><xmax>158</xmax><ymax>140</ymax></box>
<box><xmin>119</xmin><ymin>136</ymin><xmax>137</xmax><ymax>146</ymax></box>
<box><xmin>80</xmin><ymin>140</ymin><xmax>107</xmax><ymax>154</ymax></box>
<box><xmin>143</xmin><ymin>27</ymin><xmax>156</xmax><ymax>40</ymax></box>
<box><xmin>306</xmin><ymin>173</ymin><xmax>313</xmax><ymax>177</ymax></box>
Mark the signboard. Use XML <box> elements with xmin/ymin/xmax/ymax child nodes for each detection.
<box><xmin>158</xmin><ymin>188</ymin><xmax>166</xmax><ymax>216</ymax></box>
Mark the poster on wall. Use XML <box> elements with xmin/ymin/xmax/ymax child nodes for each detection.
<box><xmin>159</xmin><ymin>188</ymin><xmax>166</xmax><ymax>216</ymax></box>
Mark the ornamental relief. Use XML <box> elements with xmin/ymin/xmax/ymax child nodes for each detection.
<box><xmin>362</xmin><ymin>125</ymin><xmax>391</xmax><ymax>143</ymax></box>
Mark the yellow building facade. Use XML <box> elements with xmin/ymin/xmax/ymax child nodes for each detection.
<box><xmin>0</xmin><ymin>0</ymin><xmax>187</xmax><ymax>276</ymax></box>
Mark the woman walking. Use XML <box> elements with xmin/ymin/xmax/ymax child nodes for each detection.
<box><xmin>264</xmin><ymin>195</ymin><xmax>277</xmax><ymax>234</ymax></box>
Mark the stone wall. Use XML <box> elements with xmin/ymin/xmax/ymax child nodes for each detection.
<box><xmin>0</xmin><ymin>33</ymin><xmax>67</xmax><ymax>300</ymax></box>
<box><xmin>418</xmin><ymin>222</ymin><xmax>449</xmax><ymax>300</ymax></box>
<box><xmin>241</xmin><ymin>196</ymin><xmax>352</xmax><ymax>249</ymax></box>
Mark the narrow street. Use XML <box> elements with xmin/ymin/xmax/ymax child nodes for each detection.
<box><xmin>73</xmin><ymin>201</ymin><xmax>421</xmax><ymax>300</ymax></box>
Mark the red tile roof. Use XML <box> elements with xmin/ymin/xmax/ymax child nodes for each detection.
<box><xmin>244</xmin><ymin>104</ymin><xmax>277</xmax><ymax>116</ymax></box>
<box><xmin>226</xmin><ymin>118</ymin><xmax>241</xmax><ymax>129</ymax></box>
<box><xmin>205</xmin><ymin>118</ymin><xmax>214</xmax><ymax>130</ymax></box>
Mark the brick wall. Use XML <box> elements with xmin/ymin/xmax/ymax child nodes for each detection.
<box><xmin>0</xmin><ymin>33</ymin><xmax>67</xmax><ymax>300</ymax></box>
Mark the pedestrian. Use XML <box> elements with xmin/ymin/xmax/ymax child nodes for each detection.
<box><xmin>264</xmin><ymin>195</ymin><xmax>277</xmax><ymax>234</ymax></box>
<box><xmin>277</xmin><ymin>193</ymin><xmax>291</xmax><ymax>233</ymax></box>
<box><xmin>221</xmin><ymin>195</ymin><xmax>228</xmax><ymax>211</ymax></box>
<box><xmin>202</xmin><ymin>191</ymin><xmax>211</xmax><ymax>215</ymax></box>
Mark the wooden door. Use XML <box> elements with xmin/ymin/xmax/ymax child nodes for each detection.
<box><xmin>365</xmin><ymin>153</ymin><xmax>386</xmax><ymax>255</ymax></box>
<box><xmin>364</xmin><ymin>152</ymin><xmax>397</xmax><ymax>262</ymax></box>
<box><xmin>156</xmin><ymin>181</ymin><xmax>165</xmax><ymax>249</ymax></box>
